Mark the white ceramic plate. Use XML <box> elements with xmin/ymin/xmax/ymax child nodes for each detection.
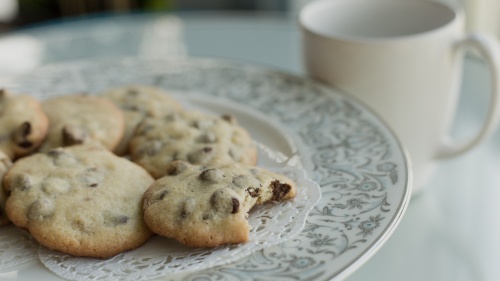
<box><xmin>0</xmin><ymin>57</ymin><xmax>411</xmax><ymax>281</ymax></box>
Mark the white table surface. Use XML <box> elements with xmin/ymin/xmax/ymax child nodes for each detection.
<box><xmin>0</xmin><ymin>12</ymin><xmax>498</xmax><ymax>281</ymax></box>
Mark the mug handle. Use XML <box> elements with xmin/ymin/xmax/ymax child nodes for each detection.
<box><xmin>436</xmin><ymin>33</ymin><xmax>500</xmax><ymax>159</ymax></box>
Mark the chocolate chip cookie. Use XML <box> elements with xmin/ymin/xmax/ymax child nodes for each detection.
<box><xmin>0</xmin><ymin>150</ymin><xmax>13</xmax><ymax>226</ymax></box>
<box><xmin>39</xmin><ymin>94</ymin><xmax>125</xmax><ymax>152</ymax></box>
<box><xmin>101</xmin><ymin>85</ymin><xmax>183</xmax><ymax>155</ymax></box>
<box><xmin>142</xmin><ymin>160</ymin><xmax>296</xmax><ymax>247</ymax></box>
<box><xmin>4</xmin><ymin>144</ymin><xmax>154</xmax><ymax>258</ymax></box>
<box><xmin>0</xmin><ymin>89</ymin><xmax>49</xmax><ymax>159</ymax></box>
<box><xmin>130</xmin><ymin>111</ymin><xmax>257</xmax><ymax>179</ymax></box>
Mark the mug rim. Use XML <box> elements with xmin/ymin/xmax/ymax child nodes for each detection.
<box><xmin>299</xmin><ymin>0</ymin><xmax>464</xmax><ymax>43</ymax></box>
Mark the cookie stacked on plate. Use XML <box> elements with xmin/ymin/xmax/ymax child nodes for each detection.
<box><xmin>0</xmin><ymin>85</ymin><xmax>296</xmax><ymax>258</ymax></box>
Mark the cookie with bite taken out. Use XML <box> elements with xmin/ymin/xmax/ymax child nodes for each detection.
<box><xmin>142</xmin><ymin>160</ymin><xmax>296</xmax><ymax>248</ymax></box>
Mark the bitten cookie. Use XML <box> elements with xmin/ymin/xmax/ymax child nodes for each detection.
<box><xmin>0</xmin><ymin>89</ymin><xmax>49</xmax><ymax>159</ymax></box>
<box><xmin>130</xmin><ymin>111</ymin><xmax>257</xmax><ymax>179</ymax></box>
<box><xmin>143</xmin><ymin>160</ymin><xmax>296</xmax><ymax>248</ymax></box>
<box><xmin>4</xmin><ymin>144</ymin><xmax>154</xmax><ymax>258</ymax></box>
<box><xmin>102</xmin><ymin>85</ymin><xmax>183</xmax><ymax>155</ymax></box>
<box><xmin>39</xmin><ymin>94</ymin><xmax>125</xmax><ymax>152</ymax></box>
<box><xmin>0</xmin><ymin>150</ymin><xmax>13</xmax><ymax>226</ymax></box>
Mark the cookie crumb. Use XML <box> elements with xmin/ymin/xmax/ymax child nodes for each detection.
<box><xmin>246</xmin><ymin>187</ymin><xmax>260</xmax><ymax>198</ymax></box>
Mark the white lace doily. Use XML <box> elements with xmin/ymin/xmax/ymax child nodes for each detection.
<box><xmin>0</xmin><ymin>225</ymin><xmax>39</xmax><ymax>271</ymax></box>
<box><xmin>39</xmin><ymin>146</ymin><xmax>322</xmax><ymax>281</ymax></box>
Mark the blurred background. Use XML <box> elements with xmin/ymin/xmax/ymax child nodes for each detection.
<box><xmin>0</xmin><ymin>0</ymin><xmax>498</xmax><ymax>35</ymax></box>
<box><xmin>0</xmin><ymin>0</ymin><xmax>308</xmax><ymax>75</ymax></box>
<box><xmin>0</xmin><ymin>0</ymin><xmax>497</xmax><ymax>76</ymax></box>
<box><xmin>0</xmin><ymin>0</ymin><xmax>291</xmax><ymax>33</ymax></box>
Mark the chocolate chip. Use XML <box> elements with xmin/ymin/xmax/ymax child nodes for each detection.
<box><xmin>62</xmin><ymin>125</ymin><xmax>87</xmax><ymax>146</ymax></box>
<box><xmin>117</xmin><ymin>216</ymin><xmax>129</xmax><ymax>224</ymax></box>
<box><xmin>231</xmin><ymin>197</ymin><xmax>240</xmax><ymax>214</ymax></box>
<box><xmin>158</xmin><ymin>189</ymin><xmax>169</xmax><ymax>200</ymax></box>
<box><xmin>19</xmin><ymin>122</ymin><xmax>32</xmax><ymax>136</ymax></box>
<box><xmin>47</xmin><ymin>148</ymin><xmax>64</xmax><ymax>158</ymax></box>
<box><xmin>15</xmin><ymin>174</ymin><xmax>32</xmax><ymax>191</ymax></box>
<box><xmin>121</xmin><ymin>104</ymin><xmax>141</xmax><ymax>111</ymax></box>
<box><xmin>179</xmin><ymin>198</ymin><xmax>196</xmax><ymax>220</ymax></box>
<box><xmin>193</xmin><ymin>119</ymin><xmax>214</xmax><ymax>130</ymax></box>
<box><xmin>210</xmin><ymin>189</ymin><xmax>238</xmax><ymax>214</ymax></box>
<box><xmin>187</xmin><ymin>147</ymin><xmax>213</xmax><ymax>164</ymax></box>
<box><xmin>221</xmin><ymin>114</ymin><xmax>236</xmax><ymax>124</ymax></box>
<box><xmin>202</xmin><ymin>213</ymin><xmax>212</xmax><ymax>220</ymax></box>
<box><xmin>180</xmin><ymin>209</ymin><xmax>187</xmax><ymax>219</ymax></box>
<box><xmin>209</xmin><ymin>189</ymin><xmax>225</xmax><ymax>211</ymax></box>
<box><xmin>247</xmin><ymin>187</ymin><xmax>260</xmax><ymax>198</ymax></box>
<box><xmin>28</xmin><ymin>199</ymin><xmax>53</xmax><ymax>221</ymax></box>
<box><xmin>80</xmin><ymin>167</ymin><xmax>104</xmax><ymax>188</ymax></box>
<box><xmin>0</xmin><ymin>89</ymin><xmax>6</xmax><ymax>98</ymax></box>
<box><xmin>232</xmin><ymin>175</ymin><xmax>261</xmax><ymax>190</ymax></box>
<box><xmin>105</xmin><ymin>215</ymin><xmax>130</xmax><ymax>226</ymax></box>
<box><xmin>42</xmin><ymin>177</ymin><xmax>71</xmax><ymax>194</ymax></box>
<box><xmin>197</xmin><ymin>133</ymin><xmax>217</xmax><ymax>144</ymax></box>
<box><xmin>12</xmin><ymin>122</ymin><xmax>33</xmax><ymax>149</ymax></box>
<box><xmin>17</xmin><ymin>141</ymin><xmax>33</xmax><ymax>148</ymax></box>
<box><xmin>199</xmin><ymin>168</ymin><xmax>224</xmax><ymax>183</ymax></box>
<box><xmin>136</xmin><ymin>121</ymin><xmax>154</xmax><ymax>135</ymax></box>
<box><xmin>47</xmin><ymin>148</ymin><xmax>79</xmax><ymax>166</ymax></box>
<box><xmin>164</xmin><ymin>113</ymin><xmax>180</xmax><ymax>122</ymax></box>
<box><xmin>165</xmin><ymin>161</ymin><xmax>188</xmax><ymax>176</ymax></box>
<box><xmin>270</xmin><ymin>180</ymin><xmax>291</xmax><ymax>201</ymax></box>
<box><xmin>231</xmin><ymin>175</ymin><xmax>245</xmax><ymax>187</ymax></box>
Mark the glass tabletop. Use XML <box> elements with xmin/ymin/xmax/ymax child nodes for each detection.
<box><xmin>0</xmin><ymin>12</ymin><xmax>301</xmax><ymax>75</ymax></box>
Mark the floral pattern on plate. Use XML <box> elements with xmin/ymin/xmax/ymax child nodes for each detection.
<box><xmin>1</xmin><ymin>57</ymin><xmax>411</xmax><ymax>281</ymax></box>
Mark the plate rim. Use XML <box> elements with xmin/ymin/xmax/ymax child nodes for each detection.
<box><xmin>0</xmin><ymin>56</ymin><xmax>413</xmax><ymax>281</ymax></box>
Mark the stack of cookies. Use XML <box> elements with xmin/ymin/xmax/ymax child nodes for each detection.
<box><xmin>0</xmin><ymin>85</ymin><xmax>296</xmax><ymax>259</ymax></box>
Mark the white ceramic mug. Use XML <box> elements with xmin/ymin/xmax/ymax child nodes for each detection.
<box><xmin>300</xmin><ymin>0</ymin><xmax>500</xmax><ymax>194</ymax></box>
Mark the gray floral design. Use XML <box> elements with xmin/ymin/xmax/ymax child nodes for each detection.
<box><xmin>357</xmin><ymin>215</ymin><xmax>384</xmax><ymax>237</ymax></box>
<box><xmin>2</xmin><ymin>58</ymin><xmax>411</xmax><ymax>281</ymax></box>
